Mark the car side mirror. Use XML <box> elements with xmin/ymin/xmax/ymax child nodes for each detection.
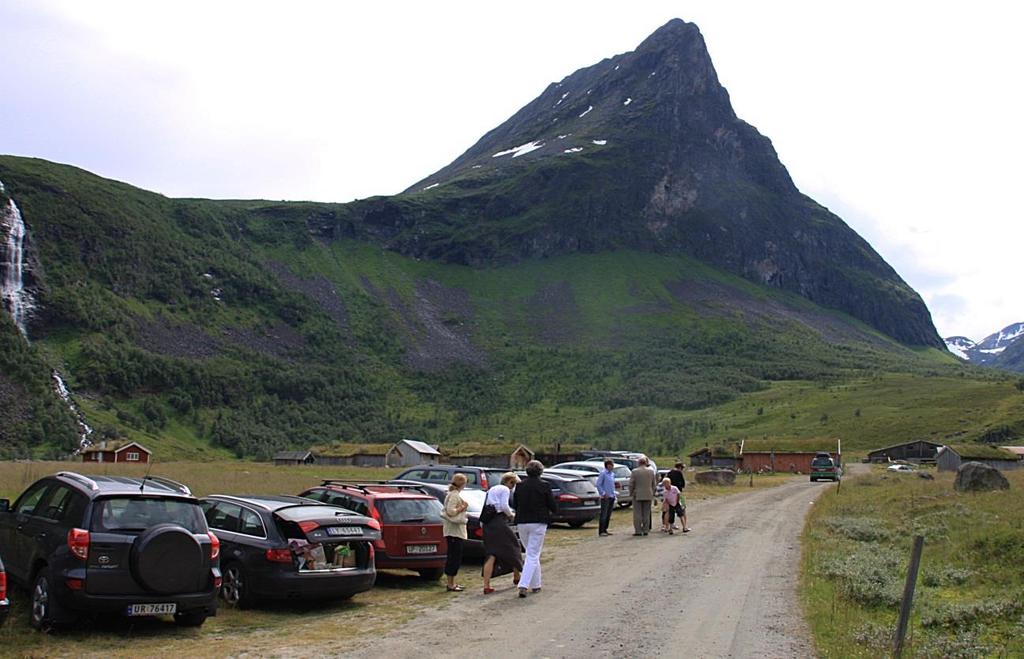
<box><xmin>0</xmin><ymin>499</ymin><xmax>9</xmax><ymax>512</ymax></box>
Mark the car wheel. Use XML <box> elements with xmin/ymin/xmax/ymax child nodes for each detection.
<box><xmin>618</xmin><ymin>501</ymin><xmax>632</xmax><ymax>508</ymax></box>
<box><xmin>174</xmin><ymin>610</ymin><xmax>208</xmax><ymax>627</ymax></box>
<box><xmin>567</xmin><ymin>520</ymin><xmax>587</xmax><ymax>528</ymax></box>
<box><xmin>30</xmin><ymin>570</ymin><xmax>68</xmax><ymax>632</ymax></box>
<box><xmin>221</xmin><ymin>562</ymin><xmax>252</xmax><ymax>609</ymax></box>
<box><xmin>417</xmin><ymin>568</ymin><xmax>444</xmax><ymax>581</ymax></box>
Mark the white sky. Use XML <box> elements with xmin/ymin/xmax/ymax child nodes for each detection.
<box><xmin>1</xmin><ymin>0</ymin><xmax>1021</xmax><ymax>340</ymax></box>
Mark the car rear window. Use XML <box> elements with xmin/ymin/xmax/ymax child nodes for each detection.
<box><xmin>564</xmin><ymin>480</ymin><xmax>597</xmax><ymax>495</ymax></box>
<box><xmin>93</xmin><ymin>497</ymin><xmax>205</xmax><ymax>533</ymax></box>
<box><xmin>375</xmin><ymin>498</ymin><xmax>443</xmax><ymax>524</ymax></box>
<box><xmin>613</xmin><ymin>466</ymin><xmax>631</xmax><ymax>478</ymax></box>
<box><xmin>812</xmin><ymin>458</ymin><xmax>835</xmax><ymax>468</ymax></box>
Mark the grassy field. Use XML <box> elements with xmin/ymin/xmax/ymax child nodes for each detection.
<box><xmin>801</xmin><ymin>466</ymin><xmax>1024</xmax><ymax>658</ymax></box>
<box><xmin>0</xmin><ymin>461</ymin><xmax>792</xmax><ymax>656</ymax></box>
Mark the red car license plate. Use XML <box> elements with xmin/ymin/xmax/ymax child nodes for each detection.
<box><xmin>407</xmin><ymin>544</ymin><xmax>438</xmax><ymax>554</ymax></box>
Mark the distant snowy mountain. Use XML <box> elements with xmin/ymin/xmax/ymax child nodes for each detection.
<box><xmin>945</xmin><ymin>322</ymin><xmax>1024</xmax><ymax>371</ymax></box>
<box><xmin>944</xmin><ymin>336</ymin><xmax>977</xmax><ymax>361</ymax></box>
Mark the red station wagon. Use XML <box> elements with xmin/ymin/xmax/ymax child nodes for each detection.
<box><xmin>299</xmin><ymin>482</ymin><xmax>447</xmax><ymax>580</ymax></box>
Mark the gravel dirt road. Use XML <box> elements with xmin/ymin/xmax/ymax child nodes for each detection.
<box><xmin>343</xmin><ymin>476</ymin><xmax>831</xmax><ymax>659</ymax></box>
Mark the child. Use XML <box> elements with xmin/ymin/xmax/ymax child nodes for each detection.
<box><xmin>660</xmin><ymin>478</ymin><xmax>680</xmax><ymax>534</ymax></box>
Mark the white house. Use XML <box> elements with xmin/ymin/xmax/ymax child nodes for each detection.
<box><xmin>386</xmin><ymin>439</ymin><xmax>442</xmax><ymax>467</ymax></box>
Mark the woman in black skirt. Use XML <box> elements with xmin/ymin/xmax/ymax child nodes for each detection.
<box><xmin>481</xmin><ymin>472</ymin><xmax>522</xmax><ymax>594</ymax></box>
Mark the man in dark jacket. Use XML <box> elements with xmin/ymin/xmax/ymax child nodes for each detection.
<box><xmin>511</xmin><ymin>460</ymin><xmax>557</xmax><ymax>597</ymax></box>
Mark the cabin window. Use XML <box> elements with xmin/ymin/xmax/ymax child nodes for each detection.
<box><xmin>126</xmin><ymin>451</ymin><xmax>140</xmax><ymax>461</ymax></box>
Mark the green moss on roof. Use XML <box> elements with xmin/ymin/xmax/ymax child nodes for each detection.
<box><xmin>742</xmin><ymin>437</ymin><xmax>839</xmax><ymax>454</ymax></box>
<box><xmin>689</xmin><ymin>444</ymin><xmax>739</xmax><ymax>458</ymax></box>
<box><xmin>309</xmin><ymin>443</ymin><xmax>392</xmax><ymax>458</ymax></box>
<box><xmin>945</xmin><ymin>444</ymin><xmax>1021</xmax><ymax>461</ymax></box>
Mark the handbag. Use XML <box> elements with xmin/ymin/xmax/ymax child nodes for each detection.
<box><xmin>479</xmin><ymin>491</ymin><xmax>498</xmax><ymax>524</ymax></box>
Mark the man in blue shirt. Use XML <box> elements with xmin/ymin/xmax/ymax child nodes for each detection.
<box><xmin>596</xmin><ymin>459</ymin><xmax>617</xmax><ymax>536</ymax></box>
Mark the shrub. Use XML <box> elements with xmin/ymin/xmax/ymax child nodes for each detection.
<box><xmin>825</xmin><ymin>516</ymin><xmax>892</xmax><ymax>542</ymax></box>
<box><xmin>819</xmin><ymin>545</ymin><xmax>904</xmax><ymax>607</ymax></box>
<box><xmin>921</xmin><ymin>597</ymin><xmax>1023</xmax><ymax>629</ymax></box>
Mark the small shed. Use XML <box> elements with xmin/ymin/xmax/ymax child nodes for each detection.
<box><xmin>310</xmin><ymin>443</ymin><xmax>390</xmax><ymax>467</ymax></box>
<box><xmin>273</xmin><ymin>450</ymin><xmax>316</xmax><ymax>466</ymax></box>
<box><xmin>867</xmin><ymin>440</ymin><xmax>944</xmax><ymax>464</ymax></box>
<box><xmin>740</xmin><ymin>438</ymin><xmax>841</xmax><ymax>474</ymax></box>
<box><xmin>510</xmin><ymin>444</ymin><xmax>534</xmax><ymax>469</ymax></box>
<box><xmin>82</xmin><ymin>441</ymin><xmax>152</xmax><ymax>464</ymax></box>
<box><xmin>386</xmin><ymin>439</ymin><xmax>442</xmax><ymax>467</ymax></box>
<box><xmin>688</xmin><ymin>445</ymin><xmax>740</xmax><ymax>469</ymax></box>
<box><xmin>936</xmin><ymin>444</ymin><xmax>1023</xmax><ymax>472</ymax></box>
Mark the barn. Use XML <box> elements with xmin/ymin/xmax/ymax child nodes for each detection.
<box><xmin>936</xmin><ymin>444</ymin><xmax>1023</xmax><ymax>472</ymax></box>
<box><xmin>386</xmin><ymin>439</ymin><xmax>442</xmax><ymax>467</ymax></box>
<box><xmin>273</xmin><ymin>450</ymin><xmax>316</xmax><ymax>466</ymax></box>
<box><xmin>866</xmin><ymin>440</ymin><xmax>944</xmax><ymax>464</ymax></box>
<box><xmin>82</xmin><ymin>441</ymin><xmax>152</xmax><ymax>464</ymax></box>
<box><xmin>309</xmin><ymin>443</ymin><xmax>391</xmax><ymax>466</ymax></box>
<box><xmin>739</xmin><ymin>438</ymin><xmax>841</xmax><ymax>474</ymax></box>
<box><xmin>688</xmin><ymin>444</ymin><xmax>741</xmax><ymax>469</ymax></box>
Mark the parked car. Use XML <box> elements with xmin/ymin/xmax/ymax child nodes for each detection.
<box><xmin>584</xmin><ymin>454</ymin><xmax>658</xmax><ymax>474</ymax></box>
<box><xmin>299</xmin><ymin>482</ymin><xmax>447</xmax><ymax>579</ymax></box>
<box><xmin>551</xmin><ymin>461</ymin><xmax>633</xmax><ymax>506</ymax></box>
<box><xmin>887</xmin><ymin>463</ymin><xmax>916</xmax><ymax>473</ymax></box>
<box><xmin>810</xmin><ymin>454</ymin><xmax>842</xmax><ymax>482</ymax></box>
<box><xmin>0</xmin><ymin>471</ymin><xmax>220</xmax><ymax>630</ymax></box>
<box><xmin>0</xmin><ymin>553</ymin><xmax>9</xmax><ymax>627</ymax></box>
<box><xmin>515</xmin><ymin>471</ymin><xmax>601</xmax><ymax>528</ymax></box>
<box><xmin>388</xmin><ymin>481</ymin><xmax>487</xmax><ymax>555</ymax></box>
<box><xmin>392</xmin><ymin>465</ymin><xmax>508</xmax><ymax>490</ymax></box>
<box><xmin>199</xmin><ymin>495</ymin><xmax>380</xmax><ymax>608</ymax></box>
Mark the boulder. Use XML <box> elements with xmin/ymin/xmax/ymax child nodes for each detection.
<box><xmin>917</xmin><ymin>472</ymin><xmax>935</xmax><ymax>480</ymax></box>
<box><xmin>695</xmin><ymin>469</ymin><xmax>736</xmax><ymax>486</ymax></box>
<box><xmin>954</xmin><ymin>461</ymin><xmax>1009</xmax><ymax>492</ymax></box>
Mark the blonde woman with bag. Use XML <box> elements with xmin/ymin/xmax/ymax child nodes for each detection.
<box><xmin>442</xmin><ymin>473</ymin><xmax>470</xmax><ymax>592</ymax></box>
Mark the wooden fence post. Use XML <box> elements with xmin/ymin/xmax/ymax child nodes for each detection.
<box><xmin>893</xmin><ymin>535</ymin><xmax>925</xmax><ymax>658</ymax></box>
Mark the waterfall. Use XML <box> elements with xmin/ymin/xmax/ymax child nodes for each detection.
<box><xmin>0</xmin><ymin>181</ymin><xmax>90</xmax><ymax>449</ymax></box>
<box><xmin>0</xmin><ymin>179</ymin><xmax>34</xmax><ymax>336</ymax></box>
<box><xmin>53</xmin><ymin>371</ymin><xmax>95</xmax><ymax>450</ymax></box>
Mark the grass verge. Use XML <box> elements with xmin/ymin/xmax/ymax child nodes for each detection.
<box><xmin>801</xmin><ymin>466</ymin><xmax>1024</xmax><ymax>658</ymax></box>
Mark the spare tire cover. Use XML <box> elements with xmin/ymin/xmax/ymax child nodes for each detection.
<box><xmin>131</xmin><ymin>524</ymin><xmax>204</xmax><ymax>594</ymax></box>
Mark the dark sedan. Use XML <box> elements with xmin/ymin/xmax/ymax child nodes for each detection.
<box><xmin>199</xmin><ymin>495</ymin><xmax>380</xmax><ymax>608</ymax></box>
<box><xmin>516</xmin><ymin>471</ymin><xmax>601</xmax><ymax>528</ymax></box>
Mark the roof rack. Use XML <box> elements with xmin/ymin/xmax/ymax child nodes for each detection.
<box><xmin>57</xmin><ymin>471</ymin><xmax>99</xmax><ymax>491</ymax></box>
<box><xmin>141</xmin><ymin>475</ymin><xmax>191</xmax><ymax>496</ymax></box>
<box><xmin>320</xmin><ymin>480</ymin><xmax>431</xmax><ymax>495</ymax></box>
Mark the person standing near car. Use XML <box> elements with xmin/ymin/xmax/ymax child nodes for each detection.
<box><xmin>481</xmin><ymin>472</ymin><xmax>522</xmax><ymax>594</ymax></box>
<box><xmin>595</xmin><ymin>459</ymin><xmax>617</xmax><ymax>537</ymax></box>
<box><xmin>511</xmin><ymin>460</ymin><xmax>557</xmax><ymax>598</ymax></box>
<box><xmin>441</xmin><ymin>473</ymin><xmax>470</xmax><ymax>592</ymax></box>
<box><xmin>629</xmin><ymin>457</ymin><xmax>657</xmax><ymax>536</ymax></box>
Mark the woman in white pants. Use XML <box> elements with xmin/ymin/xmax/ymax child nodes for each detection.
<box><xmin>510</xmin><ymin>460</ymin><xmax>557</xmax><ymax>597</ymax></box>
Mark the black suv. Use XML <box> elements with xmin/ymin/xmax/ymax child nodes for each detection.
<box><xmin>0</xmin><ymin>472</ymin><xmax>221</xmax><ymax>630</ymax></box>
<box><xmin>393</xmin><ymin>465</ymin><xmax>508</xmax><ymax>490</ymax></box>
<box><xmin>199</xmin><ymin>495</ymin><xmax>379</xmax><ymax>608</ymax></box>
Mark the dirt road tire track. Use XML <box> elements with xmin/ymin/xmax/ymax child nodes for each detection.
<box><xmin>341</xmin><ymin>478</ymin><xmax>829</xmax><ymax>659</ymax></box>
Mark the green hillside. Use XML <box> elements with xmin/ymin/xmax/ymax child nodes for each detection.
<box><xmin>0</xmin><ymin>156</ymin><xmax>1019</xmax><ymax>461</ymax></box>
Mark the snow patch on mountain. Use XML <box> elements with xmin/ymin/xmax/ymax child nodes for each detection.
<box><xmin>493</xmin><ymin>141</ymin><xmax>544</xmax><ymax>158</ymax></box>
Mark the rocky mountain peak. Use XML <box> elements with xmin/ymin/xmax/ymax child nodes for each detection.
<box><xmin>351</xmin><ymin>19</ymin><xmax>943</xmax><ymax>348</ymax></box>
